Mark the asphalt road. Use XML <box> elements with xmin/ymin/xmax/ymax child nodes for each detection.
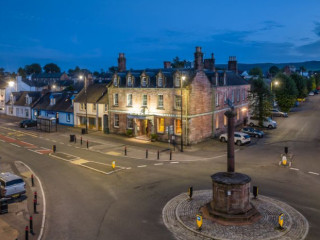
<box><xmin>0</xmin><ymin>95</ymin><xmax>319</xmax><ymax>240</ymax></box>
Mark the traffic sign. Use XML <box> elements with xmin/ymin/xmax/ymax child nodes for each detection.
<box><xmin>196</xmin><ymin>214</ymin><xmax>202</xmax><ymax>230</ymax></box>
<box><xmin>278</xmin><ymin>213</ymin><xmax>284</xmax><ymax>228</ymax></box>
<box><xmin>112</xmin><ymin>161</ymin><xmax>115</xmax><ymax>170</ymax></box>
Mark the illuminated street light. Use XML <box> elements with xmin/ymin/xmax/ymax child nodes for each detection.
<box><xmin>79</xmin><ymin>74</ymin><xmax>88</xmax><ymax>134</ymax></box>
<box><xmin>8</xmin><ymin>81</ymin><xmax>15</xmax><ymax>87</ymax></box>
<box><xmin>52</xmin><ymin>84</ymin><xmax>56</xmax><ymax>90</ymax></box>
<box><xmin>180</xmin><ymin>75</ymin><xmax>186</xmax><ymax>152</ymax></box>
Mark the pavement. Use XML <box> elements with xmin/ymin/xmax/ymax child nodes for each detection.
<box><xmin>0</xmin><ymin>161</ymin><xmax>44</xmax><ymax>240</ymax></box>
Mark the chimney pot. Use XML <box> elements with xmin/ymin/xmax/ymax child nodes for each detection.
<box><xmin>163</xmin><ymin>61</ymin><xmax>172</xmax><ymax>69</ymax></box>
<box><xmin>118</xmin><ymin>53</ymin><xmax>126</xmax><ymax>72</ymax></box>
<box><xmin>194</xmin><ymin>46</ymin><xmax>204</xmax><ymax>70</ymax></box>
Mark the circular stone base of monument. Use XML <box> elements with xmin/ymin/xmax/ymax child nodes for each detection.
<box><xmin>162</xmin><ymin>190</ymin><xmax>309</xmax><ymax>240</ymax></box>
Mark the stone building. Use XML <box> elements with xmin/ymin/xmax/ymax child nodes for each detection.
<box><xmin>107</xmin><ymin>47</ymin><xmax>249</xmax><ymax>144</ymax></box>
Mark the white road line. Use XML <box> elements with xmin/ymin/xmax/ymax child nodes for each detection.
<box><xmin>45</xmin><ymin>138</ymin><xmax>50</xmax><ymax>141</ymax></box>
<box><xmin>16</xmin><ymin>161</ymin><xmax>46</xmax><ymax>240</ymax></box>
<box><xmin>308</xmin><ymin>172</ymin><xmax>320</xmax><ymax>176</ymax></box>
<box><xmin>0</xmin><ymin>139</ymin><xmax>5</xmax><ymax>142</ymax></box>
<box><xmin>137</xmin><ymin>165</ymin><xmax>147</xmax><ymax>168</ymax></box>
<box><xmin>40</xmin><ymin>147</ymin><xmax>50</xmax><ymax>150</ymax></box>
<box><xmin>10</xmin><ymin>143</ymin><xmax>21</xmax><ymax>147</ymax></box>
<box><xmin>51</xmin><ymin>140</ymin><xmax>57</xmax><ymax>142</ymax></box>
<box><xmin>290</xmin><ymin>168</ymin><xmax>299</xmax><ymax>171</ymax></box>
<box><xmin>154</xmin><ymin>163</ymin><xmax>163</xmax><ymax>166</ymax></box>
<box><xmin>170</xmin><ymin>162</ymin><xmax>179</xmax><ymax>164</ymax></box>
<box><xmin>59</xmin><ymin>142</ymin><xmax>64</xmax><ymax>144</ymax></box>
<box><xmin>126</xmin><ymin>167</ymin><xmax>132</xmax><ymax>170</ymax></box>
<box><xmin>28</xmin><ymin>149</ymin><xmax>43</xmax><ymax>154</ymax></box>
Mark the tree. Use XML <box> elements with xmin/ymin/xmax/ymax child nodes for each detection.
<box><xmin>108</xmin><ymin>66</ymin><xmax>118</xmax><ymax>73</ymax></box>
<box><xmin>269</xmin><ymin>66</ymin><xmax>280</xmax><ymax>77</ymax></box>
<box><xmin>249</xmin><ymin>67</ymin><xmax>263</xmax><ymax>77</ymax></box>
<box><xmin>0</xmin><ymin>68</ymin><xmax>4</xmax><ymax>78</ymax></box>
<box><xmin>93</xmin><ymin>71</ymin><xmax>100</xmax><ymax>77</ymax></box>
<box><xmin>24</xmin><ymin>63</ymin><xmax>42</xmax><ymax>75</ymax></box>
<box><xmin>43</xmin><ymin>63</ymin><xmax>61</xmax><ymax>73</ymax></box>
<box><xmin>171</xmin><ymin>56</ymin><xmax>186</xmax><ymax>68</ymax></box>
<box><xmin>314</xmin><ymin>73</ymin><xmax>320</xmax><ymax>88</ymax></box>
<box><xmin>306</xmin><ymin>76</ymin><xmax>316</xmax><ymax>92</ymax></box>
<box><xmin>248</xmin><ymin>78</ymin><xmax>273</xmax><ymax>127</ymax></box>
<box><xmin>68</xmin><ymin>66</ymin><xmax>81</xmax><ymax>75</ymax></box>
<box><xmin>17</xmin><ymin>67</ymin><xmax>26</xmax><ymax>78</ymax></box>
<box><xmin>299</xmin><ymin>66</ymin><xmax>306</xmax><ymax>72</ymax></box>
<box><xmin>274</xmin><ymin>73</ymin><xmax>298</xmax><ymax>112</ymax></box>
<box><xmin>291</xmin><ymin>73</ymin><xmax>308</xmax><ymax>98</ymax></box>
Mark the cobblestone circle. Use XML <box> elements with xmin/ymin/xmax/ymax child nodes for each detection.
<box><xmin>162</xmin><ymin>190</ymin><xmax>309</xmax><ymax>240</ymax></box>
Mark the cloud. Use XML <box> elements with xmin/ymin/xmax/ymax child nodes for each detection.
<box><xmin>313</xmin><ymin>22</ymin><xmax>320</xmax><ymax>37</ymax></box>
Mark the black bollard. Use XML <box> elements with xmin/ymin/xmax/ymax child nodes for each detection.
<box><xmin>33</xmin><ymin>199</ymin><xmax>37</xmax><ymax>213</ymax></box>
<box><xmin>124</xmin><ymin>146</ymin><xmax>127</xmax><ymax>156</ymax></box>
<box><xmin>157</xmin><ymin>150</ymin><xmax>160</xmax><ymax>160</ymax></box>
<box><xmin>146</xmin><ymin>149</ymin><xmax>148</xmax><ymax>158</ymax></box>
<box><xmin>284</xmin><ymin>146</ymin><xmax>288</xmax><ymax>155</ymax></box>
<box><xmin>86</xmin><ymin>140</ymin><xmax>89</xmax><ymax>149</ymax></box>
<box><xmin>31</xmin><ymin>174</ymin><xmax>34</xmax><ymax>187</ymax></box>
<box><xmin>253</xmin><ymin>186</ymin><xmax>258</xmax><ymax>199</ymax></box>
<box><xmin>52</xmin><ymin>145</ymin><xmax>56</xmax><ymax>153</ymax></box>
<box><xmin>25</xmin><ymin>226</ymin><xmax>29</xmax><ymax>240</ymax></box>
<box><xmin>170</xmin><ymin>150</ymin><xmax>172</xmax><ymax>160</ymax></box>
<box><xmin>80</xmin><ymin>137</ymin><xmax>82</xmax><ymax>145</ymax></box>
<box><xmin>34</xmin><ymin>191</ymin><xmax>37</xmax><ymax>201</ymax></box>
<box><xmin>74</xmin><ymin>135</ymin><xmax>77</xmax><ymax>143</ymax></box>
<box><xmin>188</xmin><ymin>186</ymin><xmax>193</xmax><ymax>199</ymax></box>
<box><xmin>29</xmin><ymin>216</ymin><xmax>33</xmax><ymax>234</ymax></box>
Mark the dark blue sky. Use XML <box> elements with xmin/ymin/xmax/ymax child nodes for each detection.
<box><xmin>1</xmin><ymin>0</ymin><xmax>320</xmax><ymax>72</ymax></box>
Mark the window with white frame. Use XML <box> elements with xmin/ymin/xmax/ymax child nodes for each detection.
<box><xmin>242</xmin><ymin>89</ymin><xmax>246</xmax><ymax>101</ymax></box>
<box><xmin>142</xmin><ymin>94</ymin><xmax>147</xmax><ymax>106</ymax></box>
<box><xmin>175</xmin><ymin>76</ymin><xmax>181</xmax><ymax>87</ymax></box>
<box><xmin>158</xmin><ymin>95</ymin><xmax>163</xmax><ymax>108</ymax></box>
<box><xmin>114</xmin><ymin>93</ymin><xmax>119</xmax><ymax>106</ymax></box>
<box><xmin>50</xmin><ymin>98</ymin><xmax>56</xmax><ymax>105</ymax></box>
<box><xmin>113</xmin><ymin>77</ymin><xmax>118</xmax><ymax>86</ymax></box>
<box><xmin>175</xmin><ymin>95</ymin><xmax>182</xmax><ymax>109</ymax></box>
<box><xmin>141</xmin><ymin>76</ymin><xmax>147</xmax><ymax>87</ymax></box>
<box><xmin>114</xmin><ymin>114</ymin><xmax>119</xmax><ymax>127</ymax></box>
<box><xmin>232</xmin><ymin>90</ymin><xmax>235</xmax><ymax>103</ymax></box>
<box><xmin>67</xmin><ymin>113</ymin><xmax>71</xmax><ymax>122</ymax></box>
<box><xmin>224</xmin><ymin>92</ymin><xmax>227</xmax><ymax>104</ymax></box>
<box><xmin>237</xmin><ymin>89</ymin><xmax>240</xmax><ymax>102</ymax></box>
<box><xmin>215</xmin><ymin>93</ymin><xmax>219</xmax><ymax>106</ymax></box>
<box><xmin>92</xmin><ymin>104</ymin><xmax>97</xmax><ymax>111</ymax></box>
<box><xmin>80</xmin><ymin>103</ymin><xmax>84</xmax><ymax>110</ymax></box>
<box><xmin>104</xmin><ymin>104</ymin><xmax>108</xmax><ymax>112</ymax></box>
<box><xmin>127</xmin><ymin>94</ymin><xmax>132</xmax><ymax>106</ymax></box>
<box><xmin>158</xmin><ymin>76</ymin><xmax>163</xmax><ymax>87</ymax></box>
<box><xmin>127</xmin><ymin>118</ymin><xmax>133</xmax><ymax>129</ymax></box>
<box><xmin>127</xmin><ymin>76</ymin><xmax>132</xmax><ymax>87</ymax></box>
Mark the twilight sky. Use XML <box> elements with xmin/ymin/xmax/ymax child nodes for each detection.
<box><xmin>1</xmin><ymin>0</ymin><xmax>320</xmax><ymax>72</ymax></box>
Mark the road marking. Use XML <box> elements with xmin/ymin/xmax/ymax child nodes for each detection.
<box><xmin>45</xmin><ymin>138</ymin><xmax>50</xmax><ymax>141</ymax></box>
<box><xmin>106</xmin><ymin>151</ymin><xmax>121</xmax><ymax>156</ymax></box>
<box><xmin>10</xmin><ymin>143</ymin><xmax>21</xmax><ymax>147</ymax></box>
<box><xmin>126</xmin><ymin>167</ymin><xmax>132</xmax><ymax>169</ymax></box>
<box><xmin>290</xmin><ymin>168</ymin><xmax>299</xmax><ymax>171</ymax></box>
<box><xmin>59</xmin><ymin>142</ymin><xmax>64</xmax><ymax>144</ymax></box>
<box><xmin>170</xmin><ymin>162</ymin><xmax>179</xmax><ymax>164</ymax></box>
<box><xmin>154</xmin><ymin>163</ymin><xmax>163</xmax><ymax>166</ymax></box>
<box><xmin>51</xmin><ymin>140</ymin><xmax>57</xmax><ymax>142</ymax></box>
<box><xmin>28</xmin><ymin>149</ymin><xmax>43</xmax><ymax>154</ymax></box>
<box><xmin>71</xmin><ymin>159</ymin><xmax>89</xmax><ymax>165</ymax></box>
<box><xmin>137</xmin><ymin>165</ymin><xmax>147</xmax><ymax>168</ymax></box>
<box><xmin>308</xmin><ymin>172</ymin><xmax>320</xmax><ymax>176</ymax></box>
<box><xmin>75</xmin><ymin>146</ymin><xmax>80</xmax><ymax>148</ymax></box>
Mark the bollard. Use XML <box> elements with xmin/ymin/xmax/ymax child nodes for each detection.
<box><xmin>52</xmin><ymin>145</ymin><xmax>56</xmax><ymax>153</ymax></box>
<box><xmin>31</xmin><ymin>174</ymin><xmax>34</xmax><ymax>187</ymax></box>
<box><xmin>253</xmin><ymin>186</ymin><xmax>258</xmax><ymax>199</ymax></box>
<box><xmin>74</xmin><ymin>135</ymin><xmax>77</xmax><ymax>143</ymax></box>
<box><xmin>157</xmin><ymin>150</ymin><xmax>160</xmax><ymax>160</ymax></box>
<box><xmin>170</xmin><ymin>150</ymin><xmax>172</xmax><ymax>160</ymax></box>
<box><xmin>25</xmin><ymin>226</ymin><xmax>29</xmax><ymax>240</ymax></box>
<box><xmin>33</xmin><ymin>199</ymin><xmax>37</xmax><ymax>213</ymax></box>
<box><xmin>188</xmin><ymin>186</ymin><xmax>193</xmax><ymax>200</ymax></box>
<box><xmin>124</xmin><ymin>146</ymin><xmax>127</xmax><ymax>156</ymax></box>
<box><xmin>34</xmin><ymin>191</ymin><xmax>37</xmax><ymax>201</ymax></box>
<box><xmin>86</xmin><ymin>140</ymin><xmax>89</xmax><ymax>149</ymax></box>
<box><xmin>29</xmin><ymin>216</ymin><xmax>33</xmax><ymax>234</ymax></box>
<box><xmin>146</xmin><ymin>149</ymin><xmax>148</xmax><ymax>158</ymax></box>
<box><xmin>284</xmin><ymin>146</ymin><xmax>288</xmax><ymax>155</ymax></box>
<box><xmin>80</xmin><ymin>136</ymin><xmax>82</xmax><ymax>145</ymax></box>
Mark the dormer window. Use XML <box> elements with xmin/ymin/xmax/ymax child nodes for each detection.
<box><xmin>158</xmin><ymin>76</ymin><xmax>163</xmax><ymax>87</ymax></box>
<box><xmin>141</xmin><ymin>76</ymin><xmax>147</xmax><ymax>87</ymax></box>
<box><xmin>113</xmin><ymin>76</ymin><xmax>118</xmax><ymax>86</ymax></box>
<box><xmin>50</xmin><ymin>98</ymin><xmax>56</xmax><ymax>105</ymax></box>
<box><xmin>26</xmin><ymin>96</ymin><xmax>32</xmax><ymax>105</ymax></box>
<box><xmin>175</xmin><ymin>76</ymin><xmax>181</xmax><ymax>87</ymax></box>
<box><xmin>127</xmin><ymin>76</ymin><xmax>132</xmax><ymax>87</ymax></box>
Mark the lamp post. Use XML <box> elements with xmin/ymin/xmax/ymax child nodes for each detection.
<box><xmin>180</xmin><ymin>75</ymin><xmax>186</xmax><ymax>152</ymax></box>
<box><xmin>271</xmin><ymin>80</ymin><xmax>279</xmax><ymax>107</ymax></box>
<box><xmin>79</xmin><ymin>74</ymin><xmax>88</xmax><ymax>134</ymax></box>
<box><xmin>8</xmin><ymin>81</ymin><xmax>15</xmax><ymax>115</ymax></box>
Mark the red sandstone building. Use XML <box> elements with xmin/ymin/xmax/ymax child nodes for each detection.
<box><xmin>108</xmin><ymin>47</ymin><xmax>249</xmax><ymax>144</ymax></box>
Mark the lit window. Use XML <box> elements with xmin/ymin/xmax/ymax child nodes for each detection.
<box><xmin>114</xmin><ymin>114</ymin><xmax>119</xmax><ymax>127</ymax></box>
<box><xmin>215</xmin><ymin>93</ymin><xmax>219</xmax><ymax>106</ymax></box>
<box><xmin>127</xmin><ymin>118</ymin><xmax>133</xmax><ymax>129</ymax></box>
<box><xmin>141</xmin><ymin>76</ymin><xmax>147</xmax><ymax>87</ymax></box>
<box><xmin>158</xmin><ymin>95</ymin><xmax>163</xmax><ymax>108</ymax></box>
<box><xmin>216</xmin><ymin>116</ymin><xmax>219</xmax><ymax>129</ymax></box>
<box><xmin>158</xmin><ymin>77</ymin><xmax>163</xmax><ymax>87</ymax></box>
<box><xmin>142</xmin><ymin>94</ymin><xmax>147</xmax><ymax>106</ymax></box>
<box><xmin>237</xmin><ymin>108</ymin><xmax>240</xmax><ymax>120</ymax></box>
<box><xmin>175</xmin><ymin>119</ymin><xmax>182</xmax><ymax>135</ymax></box>
<box><xmin>157</xmin><ymin>118</ymin><xmax>165</xmax><ymax>133</ymax></box>
<box><xmin>175</xmin><ymin>95</ymin><xmax>182</xmax><ymax>109</ymax></box>
<box><xmin>114</xmin><ymin>93</ymin><xmax>119</xmax><ymax>106</ymax></box>
<box><xmin>224</xmin><ymin>115</ymin><xmax>227</xmax><ymax>126</ymax></box>
<box><xmin>127</xmin><ymin>94</ymin><xmax>132</xmax><ymax>106</ymax></box>
<box><xmin>127</xmin><ymin>76</ymin><xmax>132</xmax><ymax>87</ymax></box>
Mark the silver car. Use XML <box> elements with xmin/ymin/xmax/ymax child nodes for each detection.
<box><xmin>271</xmin><ymin>109</ymin><xmax>288</xmax><ymax>117</ymax></box>
<box><xmin>0</xmin><ymin>172</ymin><xmax>26</xmax><ymax>198</ymax></box>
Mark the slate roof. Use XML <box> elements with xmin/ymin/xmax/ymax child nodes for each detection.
<box><xmin>110</xmin><ymin>68</ymin><xmax>247</xmax><ymax>88</ymax></box>
<box><xmin>33</xmin><ymin>91</ymin><xmax>76</xmax><ymax>113</ymax></box>
<box><xmin>74</xmin><ymin>84</ymin><xmax>108</xmax><ymax>104</ymax></box>
<box><xmin>6</xmin><ymin>91</ymin><xmax>41</xmax><ymax>107</ymax></box>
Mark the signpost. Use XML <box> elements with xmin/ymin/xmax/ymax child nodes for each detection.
<box><xmin>196</xmin><ymin>214</ymin><xmax>203</xmax><ymax>231</ymax></box>
<box><xmin>278</xmin><ymin>213</ymin><xmax>284</xmax><ymax>229</ymax></box>
<box><xmin>112</xmin><ymin>161</ymin><xmax>115</xmax><ymax>170</ymax></box>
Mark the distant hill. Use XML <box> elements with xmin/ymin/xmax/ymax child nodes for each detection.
<box><xmin>216</xmin><ymin>61</ymin><xmax>320</xmax><ymax>73</ymax></box>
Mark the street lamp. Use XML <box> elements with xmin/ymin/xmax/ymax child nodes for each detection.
<box><xmin>180</xmin><ymin>75</ymin><xmax>186</xmax><ymax>152</ymax></box>
<box><xmin>79</xmin><ymin>74</ymin><xmax>88</xmax><ymax>134</ymax></box>
<box><xmin>8</xmin><ymin>81</ymin><xmax>15</xmax><ymax>88</ymax></box>
<box><xmin>271</xmin><ymin>80</ymin><xmax>279</xmax><ymax>91</ymax></box>
<box><xmin>8</xmin><ymin>81</ymin><xmax>15</xmax><ymax>115</ymax></box>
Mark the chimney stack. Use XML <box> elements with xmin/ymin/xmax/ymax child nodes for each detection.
<box><xmin>204</xmin><ymin>53</ymin><xmax>215</xmax><ymax>71</ymax></box>
<box><xmin>228</xmin><ymin>56</ymin><xmax>238</xmax><ymax>74</ymax></box>
<box><xmin>118</xmin><ymin>53</ymin><xmax>126</xmax><ymax>72</ymax></box>
<box><xmin>194</xmin><ymin>46</ymin><xmax>204</xmax><ymax>71</ymax></box>
<box><xmin>163</xmin><ymin>61</ymin><xmax>172</xmax><ymax>69</ymax></box>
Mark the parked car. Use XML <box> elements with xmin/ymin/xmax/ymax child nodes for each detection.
<box><xmin>219</xmin><ymin>132</ymin><xmax>251</xmax><ymax>146</ymax></box>
<box><xmin>0</xmin><ymin>172</ymin><xmax>26</xmax><ymax>198</ymax></box>
<box><xmin>313</xmin><ymin>90</ymin><xmax>319</xmax><ymax>94</ymax></box>
<box><xmin>19</xmin><ymin>119</ymin><xmax>37</xmax><ymax>128</ymax></box>
<box><xmin>241</xmin><ymin>127</ymin><xmax>264</xmax><ymax>138</ymax></box>
<box><xmin>271</xmin><ymin>109</ymin><xmax>288</xmax><ymax>117</ymax></box>
<box><xmin>309</xmin><ymin>91</ymin><xmax>314</xmax><ymax>96</ymax></box>
<box><xmin>248</xmin><ymin>116</ymin><xmax>277</xmax><ymax>129</ymax></box>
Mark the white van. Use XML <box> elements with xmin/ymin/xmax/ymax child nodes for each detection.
<box><xmin>248</xmin><ymin>116</ymin><xmax>277</xmax><ymax>129</ymax></box>
<box><xmin>0</xmin><ymin>172</ymin><xmax>26</xmax><ymax>198</ymax></box>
